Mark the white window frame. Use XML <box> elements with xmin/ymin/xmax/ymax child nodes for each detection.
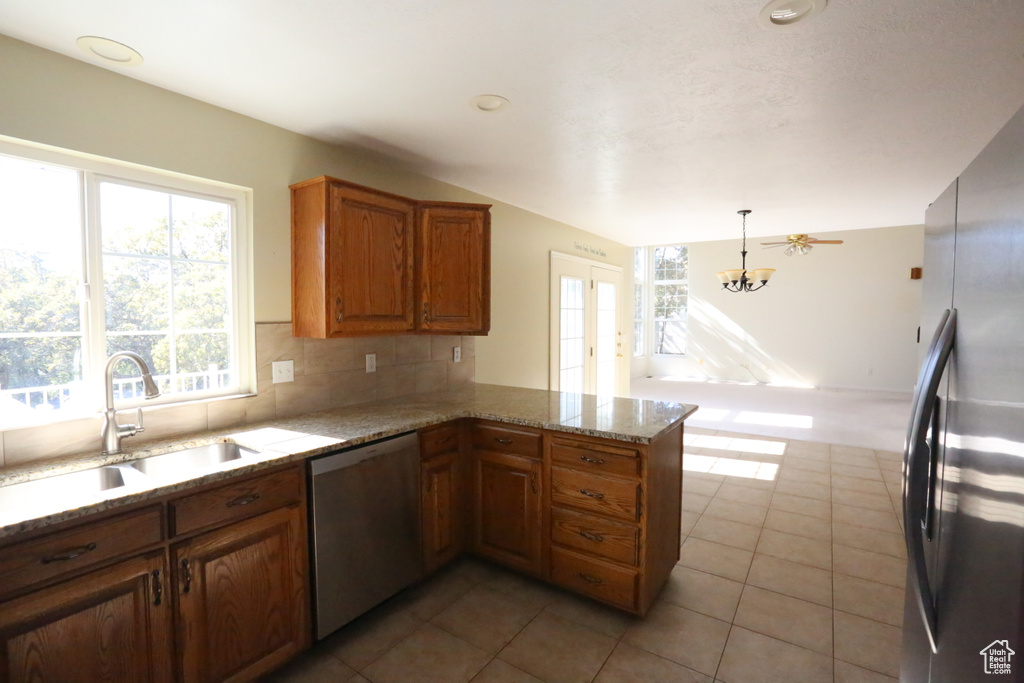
<box><xmin>0</xmin><ymin>136</ymin><xmax>255</xmax><ymax>426</ymax></box>
<box><xmin>636</xmin><ymin>245</ymin><xmax>689</xmax><ymax>357</ymax></box>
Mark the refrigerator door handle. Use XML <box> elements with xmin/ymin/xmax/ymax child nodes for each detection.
<box><xmin>903</xmin><ymin>308</ymin><xmax>956</xmax><ymax>654</ymax></box>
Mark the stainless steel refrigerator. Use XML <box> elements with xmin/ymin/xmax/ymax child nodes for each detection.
<box><xmin>901</xmin><ymin>102</ymin><xmax>1024</xmax><ymax>682</ymax></box>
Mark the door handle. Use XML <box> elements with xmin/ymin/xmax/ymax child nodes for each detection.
<box><xmin>180</xmin><ymin>558</ymin><xmax>193</xmax><ymax>594</ymax></box>
<box><xmin>152</xmin><ymin>569</ymin><xmax>163</xmax><ymax>606</ymax></box>
<box><xmin>903</xmin><ymin>308</ymin><xmax>955</xmax><ymax>654</ymax></box>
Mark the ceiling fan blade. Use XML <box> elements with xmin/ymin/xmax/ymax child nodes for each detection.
<box><xmin>760</xmin><ymin>241</ymin><xmax>791</xmax><ymax>246</ymax></box>
<box><xmin>806</xmin><ymin>239</ymin><xmax>844</xmax><ymax>244</ymax></box>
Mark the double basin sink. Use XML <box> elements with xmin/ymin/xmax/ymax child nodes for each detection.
<box><xmin>0</xmin><ymin>443</ymin><xmax>259</xmax><ymax>517</ymax></box>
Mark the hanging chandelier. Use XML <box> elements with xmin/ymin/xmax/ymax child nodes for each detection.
<box><xmin>716</xmin><ymin>210</ymin><xmax>776</xmax><ymax>292</ymax></box>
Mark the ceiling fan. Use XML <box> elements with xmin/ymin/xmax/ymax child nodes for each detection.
<box><xmin>761</xmin><ymin>234</ymin><xmax>844</xmax><ymax>256</ymax></box>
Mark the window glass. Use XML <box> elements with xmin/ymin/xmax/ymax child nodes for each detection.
<box><xmin>633</xmin><ymin>247</ymin><xmax>645</xmax><ymax>357</ymax></box>
<box><xmin>652</xmin><ymin>246</ymin><xmax>688</xmax><ymax>355</ymax></box>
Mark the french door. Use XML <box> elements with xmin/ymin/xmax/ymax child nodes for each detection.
<box><xmin>549</xmin><ymin>252</ymin><xmax>623</xmax><ymax>395</ymax></box>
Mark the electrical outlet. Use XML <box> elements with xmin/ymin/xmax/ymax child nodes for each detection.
<box><xmin>272</xmin><ymin>360</ymin><xmax>294</xmax><ymax>384</ymax></box>
<box><xmin>365</xmin><ymin>353</ymin><xmax>376</xmax><ymax>373</ymax></box>
<box><xmin>453</xmin><ymin>346</ymin><xmax>461</xmax><ymax>363</ymax></box>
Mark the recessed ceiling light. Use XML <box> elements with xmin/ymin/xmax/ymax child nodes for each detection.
<box><xmin>76</xmin><ymin>36</ymin><xmax>143</xmax><ymax>66</ymax></box>
<box><xmin>470</xmin><ymin>94</ymin><xmax>510</xmax><ymax>113</ymax></box>
<box><xmin>759</xmin><ymin>0</ymin><xmax>827</xmax><ymax>27</ymax></box>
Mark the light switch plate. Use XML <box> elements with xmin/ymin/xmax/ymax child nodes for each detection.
<box><xmin>365</xmin><ymin>353</ymin><xmax>376</xmax><ymax>373</ymax></box>
<box><xmin>453</xmin><ymin>346</ymin><xmax>461</xmax><ymax>363</ymax></box>
<box><xmin>272</xmin><ymin>360</ymin><xmax>294</xmax><ymax>384</ymax></box>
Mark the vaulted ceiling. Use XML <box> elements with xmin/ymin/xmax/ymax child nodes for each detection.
<box><xmin>2</xmin><ymin>0</ymin><xmax>1023</xmax><ymax>244</ymax></box>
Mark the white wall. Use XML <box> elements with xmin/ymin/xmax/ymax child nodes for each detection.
<box><xmin>638</xmin><ymin>224</ymin><xmax>924</xmax><ymax>392</ymax></box>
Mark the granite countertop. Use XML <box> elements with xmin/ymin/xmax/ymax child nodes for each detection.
<box><xmin>0</xmin><ymin>383</ymin><xmax>697</xmax><ymax>539</ymax></box>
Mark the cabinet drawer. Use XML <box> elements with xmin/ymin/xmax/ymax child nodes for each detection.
<box><xmin>550</xmin><ymin>440</ymin><xmax>640</xmax><ymax>479</ymax></box>
<box><xmin>0</xmin><ymin>506</ymin><xmax>163</xmax><ymax>598</ymax></box>
<box><xmin>551</xmin><ymin>507</ymin><xmax>639</xmax><ymax>566</ymax></box>
<box><xmin>421</xmin><ymin>423</ymin><xmax>460</xmax><ymax>458</ymax></box>
<box><xmin>550</xmin><ymin>546</ymin><xmax>638</xmax><ymax>611</ymax></box>
<box><xmin>170</xmin><ymin>468</ymin><xmax>301</xmax><ymax>537</ymax></box>
<box><xmin>551</xmin><ymin>467</ymin><xmax>640</xmax><ymax>522</ymax></box>
<box><xmin>472</xmin><ymin>424</ymin><xmax>540</xmax><ymax>458</ymax></box>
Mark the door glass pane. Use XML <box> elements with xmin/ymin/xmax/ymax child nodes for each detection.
<box><xmin>596</xmin><ymin>281</ymin><xmax>617</xmax><ymax>396</ymax></box>
<box><xmin>559</xmin><ymin>276</ymin><xmax>585</xmax><ymax>393</ymax></box>
<box><xmin>0</xmin><ymin>155</ymin><xmax>85</xmax><ymax>424</ymax></box>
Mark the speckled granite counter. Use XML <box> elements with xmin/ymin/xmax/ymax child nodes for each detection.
<box><xmin>0</xmin><ymin>383</ymin><xmax>697</xmax><ymax>539</ymax></box>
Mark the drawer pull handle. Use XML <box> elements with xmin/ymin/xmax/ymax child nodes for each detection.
<box><xmin>152</xmin><ymin>569</ymin><xmax>163</xmax><ymax>606</ymax></box>
<box><xmin>181</xmin><ymin>559</ymin><xmax>193</xmax><ymax>594</ymax></box>
<box><xmin>435</xmin><ymin>436</ymin><xmax>452</xmax><ymax>445</ymax></box>
<box><xmin>579</xmin><ymin>530</ymin><xmax>605</xmax><ymax>542</ymax></box>
<box><xmin>495</xmin><ymin>437</ymin><xmax>513</xmax><ymax>444</ymax></box>
<box><xmin>226</xmin><ymin>492</ymin><xmax>261</xmax><ymax>507</ymax></box>
<box><xmin>579</xmin><ymin>489</ymin><xmax>605</xmax><ymax>499</ymax></box>
<box><xmin>336</xmin><ymin>296</ymin><xmax>343</xmax><ymax>323</ymax></box>
<box><xmin>580</xmin><ymin>455</ymin><xmax>606</xmax><ymax>465</ymax></box>
<box><xmin>41</xmin><ymin>542</ymin><xmax>97</xmax><ymax>564</ymax></box>
<box><xmin>578</xmin><ymin>572</ymin><xmax>604</xmax><ymax>585</ymax></box>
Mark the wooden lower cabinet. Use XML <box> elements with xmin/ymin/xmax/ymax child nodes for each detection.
<box><xmin>0</xmin><ymin>552</ymin><xmax>173</xmax><ymax>683</ymax></box>
<box><xmin>471</xmin><ymin>449</ymin><xmax>543</xmax><ymax>576</ymax></box>
<box><xmin>173</xmin><ymin>504</ymin><xmax>309</xmax><ymax>683</ymax></box>
<box><xmin>421</xmin><ymin>451</ymin><xmax>461</xmax><ymax>574</ymax></box>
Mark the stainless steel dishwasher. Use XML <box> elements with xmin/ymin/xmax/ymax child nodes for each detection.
<box><xmin>309</xmin><ymin>431</ymin><xmax>422</xmax><ymax>639</ymax></box>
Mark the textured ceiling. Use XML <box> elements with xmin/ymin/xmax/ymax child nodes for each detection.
<box><xmin>1</xmin><ymin>0</ymin><xmax>1023</xmax><ymax>244</ymax></box>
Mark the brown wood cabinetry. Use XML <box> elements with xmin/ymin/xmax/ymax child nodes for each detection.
<box><xmin>420</xmin><ymin>422</ymin><xmax>464</xmax><ymax>574</ymax></box>
<box><xmin>291</xmin><ymin>176</ymin><xmax>490</xmax><ymax>338</ymax></box>
<box><xmin>469</xmin><ymin>423</ymin><xmax>544</xmax><ymax>576</ymax></box>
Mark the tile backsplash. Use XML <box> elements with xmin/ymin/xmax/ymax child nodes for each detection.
<box><xmin>0</xmin><ymin>323</ymin><xmax>475</xmax><ymax>469</ymax></box>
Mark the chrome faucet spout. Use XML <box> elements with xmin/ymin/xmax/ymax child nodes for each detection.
<box><xmin>101</xmin><ymin>352</ymin><xmax>162</xmax><ymax>455</ymax></box>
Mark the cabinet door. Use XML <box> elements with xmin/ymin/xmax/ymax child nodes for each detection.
<box><xmin>418</xmin><ymin>205</ymin><xmax>490</xmax><ymax>334</ymax></box>
<box><xmin>471</xmin><ymin>450</ymin><xmax>543</xmax><ymax>575</ymax></box>
<box><xmin>0</xmin><ymin>553</ymin><xmax>173</xmax><ymax>683</ymax></box>
<box><xmin>329</xmin><ymin>182</ymin><xmax>415</xmax><ymax>335</ymax></box>
<box><xmin>422</xmin><ymin>451</ymin><xmax>462</xmax><ymax>574</ymax></box>
<box><xmin>173</xmin><ymin>505</ymin><xmax>309</xmax><ymax>683</ymax></box>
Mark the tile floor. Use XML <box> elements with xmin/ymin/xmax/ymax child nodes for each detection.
<box><xmin>266</xmin><ymin>427</ymin><xmax>907</xmax><ymax>683</ymax></box>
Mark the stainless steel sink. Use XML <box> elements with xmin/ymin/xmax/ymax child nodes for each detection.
<box><xmin>0</xmin><ymin>466</ymin><xmax>133</xmax><ymax>513</ymax></box>
<box><xmin>128</xmin><ymin>442</ymin><xmax>258</xmax><ymax>479</ymax></box>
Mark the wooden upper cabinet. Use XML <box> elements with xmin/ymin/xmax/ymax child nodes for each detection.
<box><xmin>292</xmin><ymin>177</ymin><xmax>416</xmax><ymax>337</ymax></box>
<box><xmin>417</xmin><ymin>203</ymin><xmax>491</xmax><ymax>335</ymax></box>
<box><xmin>291</xmin><ymin>176</ymin><xmax>491</xmax><ymax>337</ymax></box>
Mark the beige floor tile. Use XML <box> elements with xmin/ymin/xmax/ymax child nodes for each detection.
<box><xmin>832</xmin><ymin>464</ymin><xmax>884</xmax><ymax>482</ymax></box>
<box><xmin>771</xmin><ymin>492</ymin><xmax>831</xmax><ymax>518</ymax></box>
<box><xmin>831</xmin><ymin>455</ymin><xmax>878</xmax><ymax>470</ymax></box>
<box><xmin>778</xmin><ymin>468</ymin><xmax>831</xmax><ymax>487</ymax></box>
<box><xmin>544</xmin><ymin>591</ymin><xmax>636</xmax><ymax>638</ymax></box>
<box><xmin>834</xmin><ymin>612</ymin><xmax>902</xmax><ymax>678</ymax></box>
<box><xmin>721</xmin><ymin>474</ymin><xmax>777</xmax><ymax>491</ymax></box>
<box><xmin>831</xmin><ymin>473</ymin><xmax>890</xmax><ymax>496</ymax></box>
<box><xmin>432</xmin><ymin>585</ymin><xmax>540</xmax><ymax>654</ymax></box>
<box><xmin>764</xmin><ymin>508</ymin><xmax>831</xmax><ymax>541</ymax></box>
<box><xmin>881</xmin><ymin>469</ymin><xmax>903</xmax><ymax>487</ymax></box>
<box><xmin>834</xmin><ymin>574</ymin><xmax>904</xmax><ymax>627</ymax></box>
<box><xmin>498</xmin><ymin>611</ymin><xmax>617</xmax><ymax>683</ymax></box>
<box><xmin>832</xmin><ymin>504</ymin><xmax>901</xmax><ymax>534</ymax></box>
<box><xmin>831</xmin><ymin>445</ymin><xmax>876</xmax><ymax>459</ymax></box>
<box><xmin>774</xmin><ymin>478</ymin><xmax>831</xmax><ymax>502</ymax></box>
<box><xmin>397</xmin><ymin>569</ymin><xmax>478</xmax><ymax>621</ymax></box>
<box><xmin>745</xmin><ymin>554</ymin><xmax>832</xmax><ymax>607</ymax></box>
<box><xmin>832</xmin><ymin>522</ymin><xmax>906</xmax><ymax>558</ymax></box>
<box><xmin>677</xmin><ymin>537</ymin><xmax>754</xmax><ymax>582</ymax></box>
<box><xmin>703</xmin><ymin>498</ymin><xmax>768</xmax><ymax>526</ymax></box>
<box><xmin>716</xmin><ymin>626</ymin><xmax>832</xmax><ymax>683</ymax></box>
<box><xmin>448</xmin><ymin>558</ymin><xmax>514</xmax><ymax>585</ymax></box>
<box><xmin>478</xmin><ymin>568</ymin><xmax>561</xmax><ymax>613</ymax></box>
<box><xmin>470</xmin><ymin>658</ymin><xmax>544</xmax><ymax>683</ymax></box>
<box><xmin>262</xmin><ymin>647</ymin><xmax>356</xmax><ymax>682</ymax></box>
<box><xmin>713</xmin><ymin>483</ymin><xmax>773</xmax><ymax>507</ymax></box>
<box><xmin>781</xmin><ymin>456</ymin><xmax>831</xmax><ymax>473</ymax></box>
<box><xmin>689</xmin><ymin>515</ymin><xmax>762</xmax><ymax>551</ymax></box>
<box><xmin>876</xmin><ymin>458</ymin><xmax>903</xmax><ymax>473</ymax></box>
<box><xmin>832</xmin><ymin>488</ymin><xmax>896</xmax><ymax>513</ymax></box>
<box><xmin>362</xmin><ymin>623</ymin><xmax>490</xmax><ymax>683</ymax></box>
<box><xmin>833</xmin><ymin>659</ymin><xmax>899</xmax><ymax>682</ymax></box>
<box><xmin>659</xmin><ymin>565</ymin><xmax>744</xmax><ymax>622</ymax></box>
<box><xmin>594</xmin><ymin>642</ymin><xmax>712</xmax><ymax>683</ymax></box>
<box><xmin>875</xmin><ymin>450</ymin><xmax>903</xmax><ymax>462</ymax></box>
<box><xmin>683</xmin><ymin>476</ymin><xmax>722</xmax><ymax>497</ymax></box>
<box><xmin>347</xmin><ymin>676</ymin><xmax>370</xmax><ymax>683</ymax></box>
<box><xmin>680</xmin><ymin>510</ymin><xmax>701</xmax><ymax>537</ymax></box>
<box><xmin>622</xmin><ymin>602</ymin><xmax>730</xmax><ymax>676</ymax></box>
<box><xmin>756</xmin><ymin>529</ymin><xmax>832</xmax><ymax>570</ymax></box>
<box><xmin>833</xmin><ymin>545</ymin><xmax>906</xmax><ymax>588</ymax></box>
<box><xmin>733</xmin><ymin>586</ymin><xmax>833</xmax><ymax>654</ymax></box>
<box><xmin>682</xmin><ymin>492</ymin><xmax>712</xmax><ymax>514</ymax></box>
<box><xmin>323</xmin><ymin>600</ymin><xmax>424</xmax><ymax>670</ymax></box>
<box><xmin>785</xmin><ymin>441</ymin><xmax>831</xmax><ymax>457</ymax></box>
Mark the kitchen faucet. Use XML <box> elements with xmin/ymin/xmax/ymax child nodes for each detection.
<box><xmin>101</xmin><ymin>351</ymin><xmax>161</xmax><ymax>455</ymax></box>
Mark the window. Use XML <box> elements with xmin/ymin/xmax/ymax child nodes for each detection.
<box><xmin>633</xmin><ymin>247</ymin><xmax>645</xmax><ymax>357</ymax></box>
<box><xmin>652</xmin><ymin>245</ymin><xmax>688</xmax><ymax>355</ymax></box>
<box><xmin>0</xmin><ymin>142</ymin><xmax>252</xmax><ymax>427</ymax></box>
